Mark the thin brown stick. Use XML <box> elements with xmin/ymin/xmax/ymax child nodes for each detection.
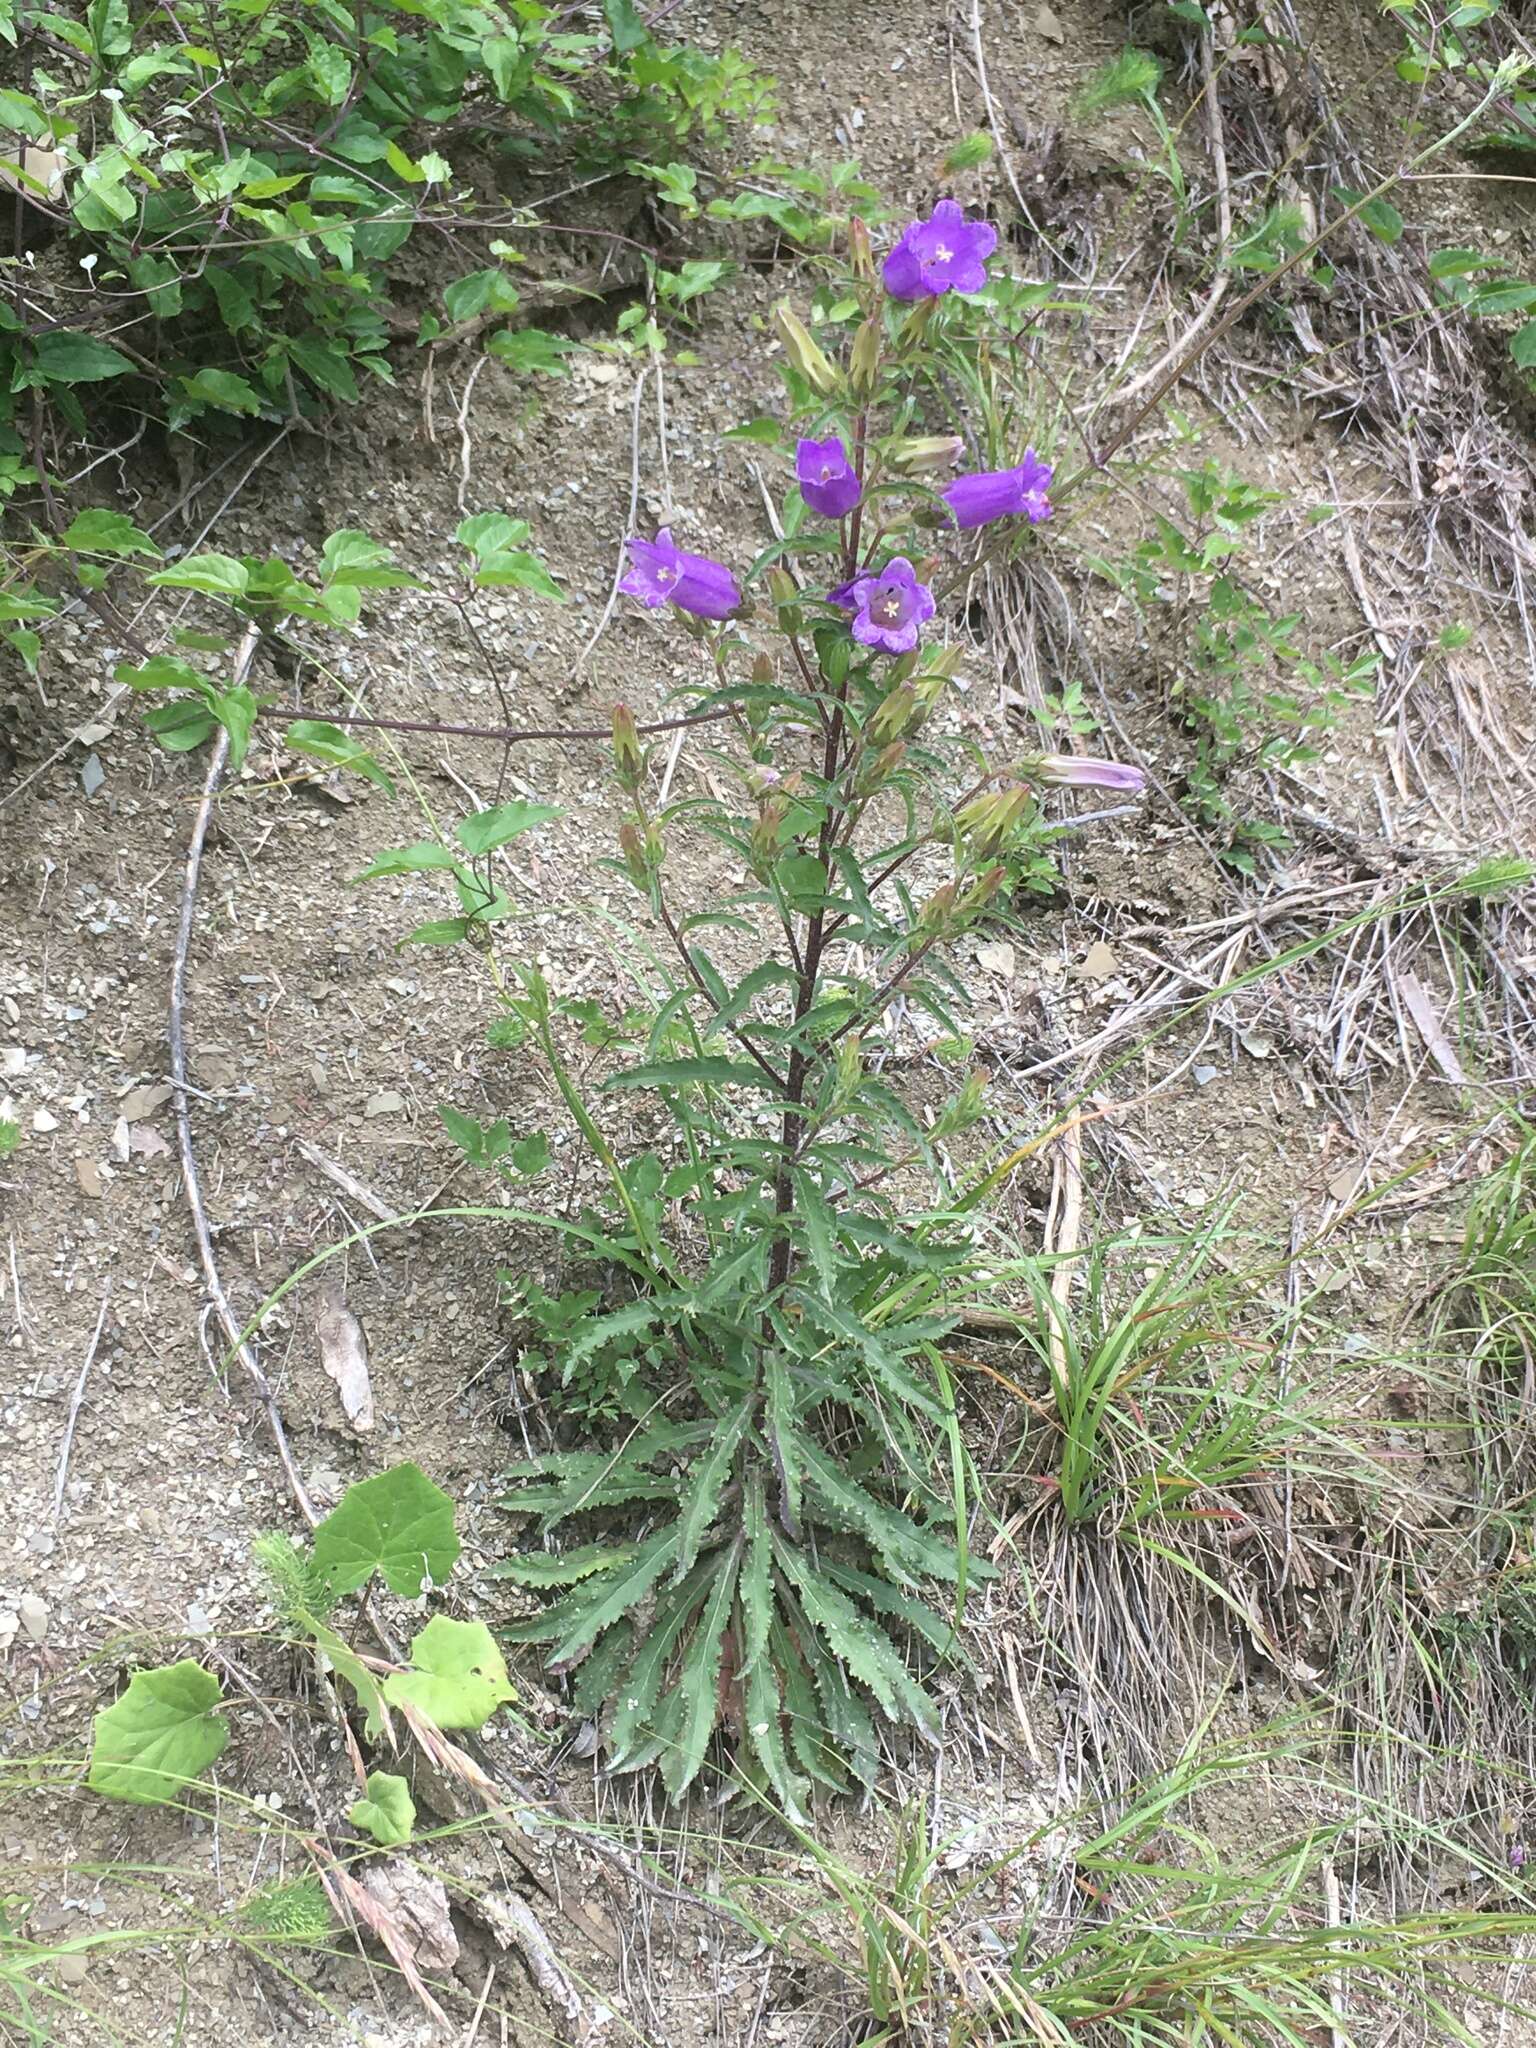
<box><xmin>1102</xmin><ymin>28</ymin><xmax>1232</xmax><ymax>412</ymax></box>
<box><xmin>51</xmin><ymin>1280</ymin><xmax>111</xmax><ymax>1525</ymax></box>
<box><xmin>171</xmin><ymin>623</ymin><xmax>317</xmax><ymax>1527</ymax></box>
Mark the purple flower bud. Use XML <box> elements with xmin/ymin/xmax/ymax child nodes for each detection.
<box><xmin>1030</xmin><ymin>754</ymin><xmax>1147</xmax><ymax>794</ymax></box>
<box><xmin>883</xmin><ymin>200</ymin><xmax>998</xmax><ymax>301</ymax></box>
<box><xmin>620</xmin><ymin>528</ymin><xmax>742</xmax><ymax>621</ymax></box>
<box><xmin>835</xmin><ymin>557</ymin><xmax>937</xmax><ymax>657</ymax></box>
<box><xmin>795</xmin><ymin>435</ymin><xmax>862</xmax><ymax>521</ymax></box>
<box><xmin>943</xmin><ymin>450</ymin><xmax>1054</xmax><ymax>531</ymax></box>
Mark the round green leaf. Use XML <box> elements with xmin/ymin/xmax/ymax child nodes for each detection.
<box><xmin>348</xmin><ymin>1769</ymin><xmax>416</xmax><ymax>1847</ymax></box>
<box><xmin>311</xmin><ymin>1461</ymin><xmax>461</xmax><ymax>1600</ymax></box>
<box><xmin>382</xmin><ymin>1616</ymin><xmax>515</xmax><ymax>1730</ymax></box>
<box><xmin>88</xmin><ymin>1660</ymin><xmax>228</xmax><ymax>1804</ymax></box>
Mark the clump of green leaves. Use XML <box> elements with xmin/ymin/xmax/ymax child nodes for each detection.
<box><xmin>88</xmin><ymin>1462</ymin><xmax>512</xmax><ymax>1809</ymax></box>
<box><xmin>239</xmin><ymin>1875</ymin><xmax>334</xmax><ymax>1946</ymax></box>
<box><xmin>0</xmin><ymin>0</ymin><xmax>769</xmax><ymax>440</ymax></box>
<box><xmin>1108</xmin><ymin>462</ymin><xmax>1375</xmax><ymax>871</ymax></box>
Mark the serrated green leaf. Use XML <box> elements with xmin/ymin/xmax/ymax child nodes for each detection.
<box><xmin>88</xmin><ymin>1660</ymin><xmax>228</xmax><ymax>1804</ymax></box>
<box><xmin>457</xmin><ymin>800</ymin><xmax>562</xmax><ymax>856</ymax></box>
<box><xmin>744</xmin><ymin>1655</ymin><xmax>810</xmax><ymax>1824</ymax></box>
<box><xmin>546</xmin><ymin>1525</ymin><xmax>680</xmax><ymax>1674</ymax></box>
<box><xmin>348</xmin><ymin>1770</ymin><xmax>415</xmax><ymax>1847</ymax></box>
<box><xmin>284</xmin><ymin>718</ymin><xmax>396</xmax><ymax>794</ymax></box>
<box><xmin>781</xmin><ymin>1627</ymin><xmax>850</xmax><ymax>1793</ymax></box>
<box><xmin>606</xmin><ymin>1056</ymin><xmax>779</xmax><ymax>1091</ymax></box>
<box><xmin>795</xmin><ymin>1602</ymin><xmax>877</xmax><ymax>1786</ymax></box>
<box><xmin>740</xmin><ymin>1472</ymin><xmax>774</xmax><ymax>1679</ymax></box>
<box><xmin>776</xmin><ymin>1544</ymin><xmax>902</xmax><ymax>1719</ymax></box>
<box><xmin>569</xmin><ymin>1620</ymin><xmax>634</xmax><ymax>1718</ymax></box>
<box><xmin>675</xmin><ymin>1396</ymin><xmax>752</xmax><ymax>1574</ymax></box>
<box><xmin>798</xmin><ymin>1438</ymin><xmax>960</xmax><ymax>1584</ymax></box>
<box><xmin>822</xmin><ymin>1560</ymin><xmax>963</xmax><ymax>1662</ymax></box>
<box><xmin>604</xmin><ymin>0</ymin><xmax>648</xmax><ymax>52</ymax></box>
<box><xmin>763</xmin><ymin>1353</ymin><xmax>804</xmax><ymax>1532</ymax></box>
<box><xmin>493</xmin><ymin>1543</ymin><xmax>636</xmax><ymax>1588</ymax></box>
<box><xmin>607</xmin><ymin>1571</ymin><xmax>709</xmax><ymax>1765</ymax></box>
<box><xmin>791</xmin><ymin>1171</ymin><xmax>840</xmax><ymax>1300</ymax></box>
<box><xmin>383</xmin><ymin>1616</ymin><xmax>515</xmax><ymax>1730</ymax></box>
<box><xmin>312</xmin><ymin>1462</ymin><xmax>460</xmax><ymax>1600</ymax></box>
<box><xmin>663</xmin><ymin>1541</ymin><xmax>740</xmax><ymax>1799</ymax></box>
<box><xmin>558</xmin><ymin>1300</ymin><xmax>649</xmax><ymax>1379</ymax></box>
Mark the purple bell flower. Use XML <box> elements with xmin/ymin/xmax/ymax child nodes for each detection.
<box><xmin>943</xmin><ymin>450</ymin><xmax>1054</xmax><ymax>531</ymax></box>
<box><xmin>1032</xmin><ymin>755</ymin><xmax>1146</xmax><ymax>794</ymax></box>
<box><xmin>620</xmin><ymin>528</ymin><xmax>742</xmax><ymax>621</ymax></box>
<box><xmin>836</xmin><ymin>557</ymin><xmax>937</xmax><ymax>656</ymax></box>
<box><xmin>883</xmin><ymin>200</ymin><xmax>998</xmax><ymax>301</ymax></box>
<box><xmin>796</xmin><ymin>435</ymin><xmax>862</xmax><ymax>520</ymax></box>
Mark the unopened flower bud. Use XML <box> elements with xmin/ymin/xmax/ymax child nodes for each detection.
<box><xmin>889</xmin><ymin>434</ymin><xmax>967</xmax><ymax>476</ymax></box>
<box><xmin>867</xmin><ymin>681</ymin><xmax>917</xmax><ymax>748</ymax></box>
<box><xmin>936</xmin><ymin>1069</ymin><xmax>987</xmax><ymax>1136</ymax></box>
<box><xmin>958</xmin><ymin>865</ymin><xmax>1007</xmax><ymax>917</ymax></box>
<box><xmin>766</xmin><ymin>565</ymin><xmax>803</xmax><ymax>634</ymax></box>
<box><xmin>1023</xmin><ymin>753</ymin><xmax>1148</xmax><ymax>794</ymax></box>
<box><xmin>773</xmin><ymin>303</ymin><xmax>839</xmax><ymax>397</ymax></box>
<box><xmin>850</xmin><ymin>315</ymin><xmax>882</xmax><ymax>397</ymax></box>
<box><xmin>855</xmin><ymin>739</ymin><xmax>906</xmax><ymax>796</ymax></box>
<box><xmin>923</xmin><ymin>645</ymin><xmax>966</xmax><ymax>682</ymax></box>
<box><xmin>903</xmin><ymin>669</ymin><xmax>950</xmax><ymax>736</ymax></box>
<box><xmin>611</xmin><ymin>702</ymin><xmax>643</xmax><ymax>795</ymax></box>
<box><xmin>957</xmin><ymin>784</ymin><xmax>1032</xmax><ymax>859</ymax></box>
<box><xmin>618</xmin><ymin>818</ymin><xmax>660</xmax><ymax>890</ymax></box>
<box><xmin>751</xmin><ymin>652</ymin><xmax>774</xmax><ymax>687</ymax></box>
<box><xmin>833</xmin><ymin>1032</ymin><xmax>864</xmax><ymax>1103</ymax></box>
<box><xmin>751</xmin><ymin>793</ymin><xmax>790</xmax><ymax>875</ymax></box>
<box><xmin>913</xmin><ymin>880</ymin><xmax>959</xmax><ymax>942</ymax></box>
<box><xmin>848</xmin><ymin>216</ymin><xmax>874</xmax><ymax>281</ymax></box>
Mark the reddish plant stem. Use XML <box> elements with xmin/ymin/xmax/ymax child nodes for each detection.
<box><xmin>766</xmin><ymin>414</ymin><xmax>869</xmax><ymax>1293</ymax></box>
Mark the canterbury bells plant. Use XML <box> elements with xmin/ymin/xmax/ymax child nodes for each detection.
<box><xmin>497</xmin><ymin>201</ymin><xmax>1146</xmax><ymax>1813</ymax></box>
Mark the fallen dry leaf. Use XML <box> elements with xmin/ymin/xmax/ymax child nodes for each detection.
<box><xmin>1077</xmin><ymin>941</ymin><xmax>1117</xmax><ymax>982</ymax></box>
<box><xmin>1034</xmin><ymin>2</ymin><xmax>1065</xmax><ymax>41</ymax></box>
<box><xmin>1395</xmin><ymin>969</ymin><xmax>1467</xmax><ymax>1087</ymax></box>
<box><xmin>129</xmin><ymin>1124</ymin><xmax>172</xmax><ymax>1160</ymax></box>
<box><xmin>74</xmin><ymin>1158</ymin><xmax>103</xmax><ymax>1199</ymax></box>
<box><xmin>976</xmin><ymin>941</ymin><xmax>1016</xmax><ymax>980</ymax></box>
<box><xmin>316</xmin><ymin>1275</ymin><xmax>375</xmax><ymax>1432</ymax></box>
<box><xmin>119</xmin><ymin>1082</ymin><xmax>173</xmax><ymax>1122</ymax></box>
<box><xmin>1326</xmin><ymin>1163</ymin><xmax>1363</xmax><ymax>1205</ymax></box>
